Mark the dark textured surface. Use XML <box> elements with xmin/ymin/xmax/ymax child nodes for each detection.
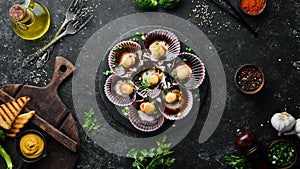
<box><xmin>0</xmin><ymin>0</ymin><xmax>300</xmax><ymax>168</ymax></box>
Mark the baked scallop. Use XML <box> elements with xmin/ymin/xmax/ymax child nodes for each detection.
<box><xmin>171</xmin><ymin>52</ymin><xmax>205</xmax><ymax>89</ymax></box>
<box><xmin>104</xmin><ymin>75</ymin><xmax>136</xmax><ymax>106</ymax></box>
<box><xmin>143</xmin><ymin>29</ymin><xmax>180</xmax><ymax>62</ymax></box>
<box><xmin>128</xmin><ymin>97</ymin><xmax>165</xmax><ymax>132</ymax></box>
<box><xmin>132</xmin><ymin>61</ymin><xmax>166</xmax><ymax>98</ymax></box>
<box><xmin>108</xmin><ymin>41</ymin><xmax>142</xmax><ymax>76</ymax></box>
<box><xmin>161</xmin><ymin>84</ymin><xmax>193</xmax><ymax>120</ymax></box>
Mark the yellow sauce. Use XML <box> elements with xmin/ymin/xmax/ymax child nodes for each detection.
<box><xmin>20</xmin><ymin>133</ymin><xmax>44</xmax><ymax>159</ymax></box>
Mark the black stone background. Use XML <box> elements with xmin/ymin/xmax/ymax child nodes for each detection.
<box><xmin>0</xmin><ymin>0</ymin><xmax>300</xmax><ymax>168</ymax></box>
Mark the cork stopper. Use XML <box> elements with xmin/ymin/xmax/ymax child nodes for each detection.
<box><xmin>9</xmin><ymin>4</ymin><xmax>25</xmax><ymax>21</ymax></box>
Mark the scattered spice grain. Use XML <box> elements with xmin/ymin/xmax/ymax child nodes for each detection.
<box><xmin>191</xmin><ymin>0</ymin><xmax>215</xmax><ymax>27</ymax></box>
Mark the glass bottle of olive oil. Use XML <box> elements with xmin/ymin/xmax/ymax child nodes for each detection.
<box><xmin>9</xmin><ymin>0</ymin><xmax>50</xmax><ymax>40</ymax></box>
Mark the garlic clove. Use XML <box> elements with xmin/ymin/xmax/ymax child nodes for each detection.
<box><xmin>295</xmin><ymin>119</ymin><xmax>300</xmax><ymax>133</ymax></box>
<box><xmin>271</xmin><ymin>112</ymin><xmax>296</xmax><ymax>133</ymax></box>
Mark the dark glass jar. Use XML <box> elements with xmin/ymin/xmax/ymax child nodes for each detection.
<box><xmin>235</xmin><ymin>131</ymin><xmax>272</xmax><ymax>169</ymax></box>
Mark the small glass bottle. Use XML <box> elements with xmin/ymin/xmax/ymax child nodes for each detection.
<box><xmin>235</xmin><ymin>131</ymin><xmax>272</xmax><ymax>169</ymax></box>
<box><xmin>9</xmin><ymin>0</ymin><xmax>50</xmax><ymax>40</ymax></box>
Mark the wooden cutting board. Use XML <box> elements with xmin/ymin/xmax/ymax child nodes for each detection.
<box><xmin>0</xmin><ymin>56</ymin><xmax>79</xmax><ymax>169</ymax></box>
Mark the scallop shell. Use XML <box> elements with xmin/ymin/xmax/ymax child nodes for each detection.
<box><xmin>131</xmin><ymin>61</ymin><xmax>166</xmax><ymax>98</ymax></box>
<box><xmin>171</xmin><ymin>52</ymin><xmax>205</xmax><ymax>89</ymax></box>
<box><xmin>104</xmin><ymin>75</ymin><xmax>137</xmax><ymax>106</ymax></box>
<box><xmin>144</xmin><ymin>29</ymin><xmax>180</xmax><ymax>62</ymax></box>
<box><xmin>161</xmin><ymin>84</ymin><xmax>193</xmax><ymax>120</ymax></box>
<box><xmin>128</xmin><ymin>97</ymin><xmax>165</xmax><ymax>132</ymax></box>
<box><xmin>108</xmin><ymin>41</ymin><xmax>142</xmax><ymax>76</ymax></box>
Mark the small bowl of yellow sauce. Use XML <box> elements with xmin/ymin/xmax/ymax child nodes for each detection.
<box><xmin>16</xmin><ymin>129</ymin><xmax>47</xmax><ymax>164</ymax></box>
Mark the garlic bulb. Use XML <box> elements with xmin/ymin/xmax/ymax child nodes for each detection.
<box><xmin>271</xmin><ymin>112</ymin><xmax>296</xmax><ymax>136</ymax></box>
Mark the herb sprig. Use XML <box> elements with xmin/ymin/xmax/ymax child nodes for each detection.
<box><xmin>224</xmin><ymin>155</ymin><xmax>251</xmax><ymax>169</ymax></box>
<box><xmin>127</xmin><ymin>136</ymin><xmax>176</xmax><ymax>169</ymax></box>
<box><xmin>83</xmin><ymin>108</ymin><xmax>101</xmax><ymax>140</ymax></box>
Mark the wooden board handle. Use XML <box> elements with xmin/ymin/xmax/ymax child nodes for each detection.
<box><xmin>31</xmin><ymin>115</ymin><xmax>78</xmax><ymax>152</ymax></box>
<box><xmin>46</xmin><ymin>56</ymin><xmax>75</xmax><ymax>91</ymax></box>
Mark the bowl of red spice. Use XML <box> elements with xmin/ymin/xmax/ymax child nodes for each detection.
<box><xmin>240</xmin><ymin>0</ymin><xmax>266</xmax><ymax>16</ymax></box>
<box><xmin>234</xmin><ymin>64</ymin><xmax>264</xmax><ymax>94</ymax></box>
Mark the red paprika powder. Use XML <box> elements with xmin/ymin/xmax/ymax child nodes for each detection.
<box><xmin>240</xmin><ymin>0</ymin><xmax>266</xmax><ymax>15</ymax></box>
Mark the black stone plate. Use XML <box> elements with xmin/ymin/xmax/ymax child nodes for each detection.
<box><xmin>95</xmin><ymin>35</ymin><xmax>210</xmax><ymax>138</ymax></box>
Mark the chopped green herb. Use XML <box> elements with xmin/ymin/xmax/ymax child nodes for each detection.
<box><xmin>130</xmin><ymin>37</ymin><xmax>139</xmax><ymax>42</ymax></box>
<box><xmin>141</xmin><ymin>80</ymin><xmax>152</xmax><ymax>87</ymax></box>
<box><xmin>183</xmin><ymin>58</ymin><xmax>188</xmax><ymax>62</ymax></box>
<box><xmin>103</xmin><ymin>70</ymin><xmax>114</xmax><ymax>76</ymax></box>
<box><xmin>113</xmin><ymin>46</ymin><xmax>123</xmax><ymax>51</ymax></box>
<box><xmin>121</xmin><ymin>107</ymin><xmax>129</xmax><ymax>116</ymax></box>
<box><xmin>159</xmin><ymin>72</ymin><xmax>164</xmax><ymax>77</ymax></box>
<box><xmin>193</xmin><ymin>93</ymin><xmax>200</xmax><ymax>102</ymax></box>
<box><xmin>136</xmin><ymin>32</ymin><xmax>143</xmax><ymax>36</ymax></box>
<box><xmin>172</xmin><ymin>71</ymin><xmax>177</xmax><ymax>78</ymax></box>
<box><xmin>154</xmin><ymin>41</ymin><xmax>159</xmax><ymax>45</ymax></box>
<box><xmin>268</xmin><ymin>141</ymin><xmax>296</xmax><ymax>167</ymax></box>
<box><xmin>185</xmin><ymin>47</ymin><xmax>192</xmax><ymax>52</ymax></box>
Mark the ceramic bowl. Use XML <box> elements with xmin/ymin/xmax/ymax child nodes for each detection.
<box><xmin>16</xmin><ymin>129</ymin><xmax>47</xmax><ymax>163</ymax></box>
<box><xmin>268</xmin><ymin>139</ymin><xmax>297</xmax><ymax>169</ymax></box>
<box><xmin>234</xmin><ymin>64</ymin><xmax>264</xmax><ymax>94</ymax></box>
<box><xmin>239</xmin><ymin>0</ymin><xmax>267</xmax><ymax>16</ymax></box>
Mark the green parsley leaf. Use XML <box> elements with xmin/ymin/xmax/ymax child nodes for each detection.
<box><xmin>83</xmin><ymin>108</ymin><xmax>101</xmax><ymax>140</ymax></box>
